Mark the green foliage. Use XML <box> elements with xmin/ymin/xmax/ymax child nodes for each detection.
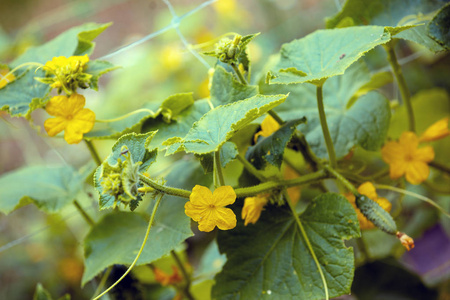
<box><xmin>84</xmin><ymin>159</ymin><xmax>210</xmax><ymax>285</ymax></box>
<box><xmin>164</xmin><ymin>94</ymin><xmax>288</xmax><ymax>155</ymax></box>
<box><xmin>94</xmin><ymin>132</ymin><xmax>157</xmax><ymax>210</ymax></box>
<box><xmin>210</xmin><ymin>66</ymin><xmax>258</xmax><ymax>106</ymax></box>
<box><xmin>33</xmin><ymin>283</ymin><xmax>71</xmax><ymax>300</ymax></box>
<box><xmin>85</xmin><ymin>59</ymin><xmax>120</xmax><ymax>91</ymax></box>
<box><xmin>266</xmin><ymin>26</ymin><xmax>391</xmax><ymax>86</ymax></box>
<box><xmin>262</xmin><ymin>61</ymin><xmax>391</xmax><ymax>159</ymax></box>
<box><xmin>203</xmin><ymin>33</ymin><xmax>259</xmax><ymax>65</ymax></box>
<box><xmin>159</xmin><ymin>92</ymin><xmax>195</xmax><ymax>122</ymax></box>
<box><xmin>197</xmin><ymin>141</ymin><xmax>239</xmax><ymax>173</ymax></box>
<box><xmin>246</xmin><ymin>118</ymin><xmax>306</xmax><ymax>169</ymax></box>
<box><xmin>0</xmin><ymin>165</ymin><xmax>87</xmax><ymax>215</ymax></box>
<box><xmin>326</xmin><ymin>0</ymin><xmax>447</xmax><ymax>52</ymax></box>
<box><xmin>427</xmin><ymin>2</ymin><xmax>450</xmax><ymax>50</ymax></box>
<box><xmin>213</xmin><ymin>193</ymin><xmax>360</xmax><ymax>300</ymax></box>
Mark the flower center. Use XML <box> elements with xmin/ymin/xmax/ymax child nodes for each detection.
<box><xmin>66</xmin><ymin>114</ymin><xmax>74</xmax><ymax>120</ymax></box>
<box><xmin>208</xmin><ymin>204</ymin><xmax>215</xmax><ymax>208</ymax></box>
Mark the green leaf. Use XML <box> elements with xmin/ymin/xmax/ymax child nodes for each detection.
<box><xmin>0</xmin><ymin>68</ymin><xmax>50</xmax><ymax>117</ymax></box>
<box><xmin>33</xmin><ymin>284</ymin><xmax>52</xmax><ymax>300</ymax></box>
<box><xmin>197</xmin><ymin>141</ymin><xmax>239</xmax><ymax>173</ymax></box>
<box><xmin>159</xmin><ymin>92</ymin><xmax>195</xmax><ymax>122</ymax></box>
<box><xmin>210</xmin><ymin>66</ymin><xmax>258</xmax><ymax>106</ymax></box>
<box><xmin>212</xmin><ymin>193</ymin><xmax>360</xmax><ymax>299</ymax></box>
<box><xmin>0</xmin><ymin>165</ymin><xmax>85</xmax><ymax>215</ymax></box>
<box><xmin>83</xmin><ymin>159</ymin><xmax>210</xmax><ymax>285</ymax></box>
<box><xmin>142</xmin><ymin>99</ymin><xmax>211</xmax><ymax>149</ymax></box>
<box><xmin>245</xmin><ymin>118</ymin><xmax>306</xmax><ymax>169</ymax></box>
<box><xmin>346</xmin><ymin>71</ymin><xmax>393</xmax><ymax>108</ymax></box>
<box><xmin>164</xmin><ymin>94</ymin><xmax>288</xmax><ymax>155</ymax></box>
<box><xmin>195</xmin><ymin>241</ymin><xmax>226</xmax><ymax>279</ymax></box>
<box><xmin>427</xmin><ymin>2</ymin><xmax>450</xmax><ymax>50</ymax></box>
<box><xmin>326</xmin><ymin>0</ymin><xmax>446</xmax><ymax>52</ymax></box>
<box><xmin>262</xmin><ymin>61</ymin><xmax>391</xmax><ymax>159</ymax></box>
<box><xmin>267</xmin><ymin>26</ymin><xmax>391</xmax><ymax>85</ymax></box>
<box><xmin>85</xmin><ymin>59</ymin><xmax>120</xmax><ymax>91</ymax></box>
<box><xmin>94</xmin><ymin>132</ymin><xmax>158</xmax><ymax>210</ymax></box>
<box><xmin>11</xmin><ymin>23</ymin><xmax>111</xmax><ymax>67</ymax></box>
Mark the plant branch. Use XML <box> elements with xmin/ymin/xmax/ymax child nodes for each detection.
<box><xmin>231</xmin><ymin>63</ymin><xmax>247</xmax><ymax>85</ymax></box>
<box><xmin>73</xmin><ymin>200</ymin><xmax>95</xmax><ymax>226</ymax></box>
<box><xmin>139</xmin><ymin>174</ymin><xmax>191</xmax><ymax>198</ymax></box>
<box><xmin>85</xmin><ymin>140</ymin><xmax>103</xmax><ymax>166</ymax></box>
<box><xmin>325</xmin><ymin>166</ymin><xmax>358</xmax><ymax>194</ymax></box>
<box><xmin>430</xmin><ymin>161</ymin><xmax>450</xmax><ymax>174</ymax></box>
<box><xmin>384</xmin><ymin>41</ymin><xmax>415</xmax><ymax>132</ymax></box>
<box><xmin>316</xmin><ymin>85</ymin><xmax>337</xmax><ymax>168</ymax></box>
<box><xmin>214</xmin><ymin>150</ymin><xmax>226</xmax><ymax>187</ymax></box>
<box><xmin>171</xmin><ymin>250</ymin><xmax>195</xmax><ymax>300</ymax></box>
<box><xmin>236</xmin><ymin>154</ymin><xmax>267</xmax><ymax>181</ymax></box>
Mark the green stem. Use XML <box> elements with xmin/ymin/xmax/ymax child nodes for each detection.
<box><xmin>3</xmin><ymin>62</ymin><xmax>43</xmax><ymax>79</ymax></box>
<box><xmin>267</xmin><ymin>110</ymin><xmax>285</xmax><ymax>125</ymax></box>
<box><xmin>237</xmin><ymin>155</ymin><xmax>267</xmax><ymax>181</ymax></box>
<box><xmin>430</xmin><ymin>161</ymin><xmax>450</xmax><ymax>174</ymax></box>
<box><xmin>214</xmin><ymin>150</ymin><xmax>226</xmax><ymax>187</ymax></box>
<box><xmin>96</xmin><ymin>108</ymin><xmax>157</xmax><ymax>123</ymax></box>
<box><xmin>73</xmin><ymin>200</ymin><xmax>95</xmax><ymax>226</ymax></box>
<box><xmin>283</xmin><ymin>190</ymin><xmax>329</xmax><ymax>300</ymax></box>
<box><xmin>139</xmin><ymin>174</ymin><xmax>191</xmax><ymax>198</ymax></box>
<box><xmin>231</xmin><ymin>63</ymin><xmax>247</xmax><ymax>85</ymax></box>
<box><xmin>235</xmin><ymin>169</ymin><xmax>328</xmax><ymax>198</ymax></box>
<box><xmin>385</xmin><ymin>41</ymin><xmax>415</xmax><ymax>132</ymax></box>
<box><xmin>93</xmin><ymin>194</ymin><xmax>164</xmax><ymax>300</ymax></box>
<box><xmin>316</xmin><ymin>85</ymin><xmax>337</xmax><ymax>168</ymax></box>
<box><xmin>171</xmin><ymin>251</ymin><xmax>195</xmax><ymax>300</ymax></box>
<box><xmin>93</xmin><ymin>266</ymin><xmax>113</xmax><ymax>298</ymax></box>
<box><xmin>85</xmin><ymin>140</ymin><xmax>102</xmax><ymax>166</ymax></box>
<box><xmin>325</xmin><ymin>166</ymin><xmax>358</xmax><ymax>194</ymax></box>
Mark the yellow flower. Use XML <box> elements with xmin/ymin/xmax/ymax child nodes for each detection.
<box><xmin>241</xmin><ymin>194</ymin><xmax>269</xmax><ymax>226</ymax></box>
<box><xmin>44</xmin><ymin>94</ymin><xmax>95</xmax><ymax>144</ymax></box>
<box><xmin>284</xmin><ymin>166</ymin><xmax>301</xmax><ymax>206</ymax></box>
<box><xmin>381</xmin><ymin>132</ymin><xmax>434</xmax><ymax>184</ymax></box>
<box><xmin>254</xmin><ymin>115</ymin><xmax>280</xmax><ymax>142</ymax></box>
<box><xmin>42</xmin><ymin>55</ymin><xmax>91</xmax><ymax>93</ymax></box>
<box><xmin>185</xmin><ymin>185</ymin><xmax>237</xmax><ymax>232</ymax></box>
<box><xmin>419</xmin><ymin>117</ymin><xmax>450</xmax><ymax>142</ymax></box>
<box><xmin>345</xmin><ymin>182</ymin><xmax>392</xmax><ymax>230</ymax></box>
<box><xmin>0</xmin><ymin>68</ymin><xmax>15</xmax><ymax>89</ymax></box>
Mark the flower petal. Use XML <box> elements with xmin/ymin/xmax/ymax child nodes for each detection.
<box><xmin>212</xmin><ymin>185</ymin><xmax>236</xmax><ymax>207</ymax></box>
<box><xmin>44</xmin><ymin>117</ymin><xmax>67</xmax><ymax>136</ymax></box>
<box><xmin>389</xmin><ymin>161</ymin><xmax>407</xmax><ymax>179</ymax></box>
<box><xmin>405</xmin><ymin>161</ymin><xmax>429</xmax><ymax>185</ymax></box>
<box><xmin>399</xmin><ymin>131</ymin><xmax>419</xmax><ymax>148</ymax></box>
<box><xmin>213</xmin><ymin>207</ymin><xmax>237</xmax><ymax>230</ymax></box>
<box><xmin>64</xmin><ymin>129</ymin><xmax>84</xmax><ymax>144</ymax></box>
<box><xmin>184</xmin><ymin>201</ymin><xmax>207</xmax><ymax>222</ymax></box>
<box><xmin>357</xmin><ymin>182</ymin><xmax>378</xmax><ymax>200</ymax></box>
<box><xmin>419</xmin><ymin>117</ymin><xmax>450</xmax><ymax>142</ymax></box>
<box><xmin>381</xmin><ymin>141</ymin><xmax>405</xmax><ymax>164</ymax></box>
<box><xmin>375</xmin><ymin>197</ymin><xmax>392</xmax><ymax>212</ymax></box>
<box><xmin>66</xmin><ymin>94</ymin><xmax>86</xmax><ymax>115</ymax></box>
<box><xmin>414</xmin><ymin>146</ymin><xmax>435</xmax><ymax>162</ymax></box>
<box><xmin>190</xmin><ymin>185</ymin><xmax>213</xmax><ymax>206</ymax></box>
<box><xmin>70</xmin><ymin>108</ymin><xmax>96</xmax><ymax>133</ymax></box>
<box><xmin>45</xmin><ymin>95</ymin><xmax>69</xmax><ymax>117</ymax></box>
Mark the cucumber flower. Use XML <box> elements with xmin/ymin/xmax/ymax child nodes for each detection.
<box><xmin>381</xmin><ymin>132</ymin><xmax>434</xmax><ymax>184</ymax></box>
<box><xmin>419</xmin><ymin>117</ymin><xmax>450</xmax><ymax>142</ymax></box>
<box><xmin>44</xmin><ymin>94</ymin><xmax>95</xmax><ymax>144</ymax></box>
<box><xmin>185</xmin><ymin>185</ymin><xmax>237</xmax><ymax>232</ymax></box>
<box><xmin>254</xmin><ymin>115</ymin><xmax>280</xmax><ymax>142</ymax></box>
<box><xmin>40</xmin><ymin>55</ymin><xmax>92</xmax><ymax>94</ymax></box>
<box><xmin>241</xmin><ymin>194</ymin><xmax>269</xmax><ymax>226</ymax></box>
<box><xmin>345</xmin><ymin>182</ymin><xmax>392</xmax><ymax>230</ymax></box>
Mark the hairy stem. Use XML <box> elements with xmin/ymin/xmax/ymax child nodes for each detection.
<box><xmin>385</xmin><ymin>41</ymin><xmax>415</xmax><ymax>132</ymax></box>
<box><xmin>237</xmin><ymin>154</ymin><xmax>267</xmax><ymax>181</ymax></box>
<box><xmin>93</xmin><ymin>194</ymin><xmax>163</xmax><ymax>299</ymax></box>
<box><xmin>139</xmin><ymin>174</ymin><xmax>191</xmax><ymax>198</ymax></box>
<box><xmin>267</xmin><ymin>110</ymin><xmax>285</xmax><ymax>125</ymax></box>
<box><xmin>214</xmin><ymin>150</ymin><xmax>226</xmax><ymax>187</ymax></box>
<box><xmin>325</xmin><ymin>166</ymin><xmax>358</xmax><ymax>194</ymax></box>
<box><xmin>73</xmin><ymin>200</ymin><xmax>95</xmax><ymax>226</ymax></box>
<box><xmin>231</xmin><ymin>63</ymin><xmax>247</xmax><ymax>85</ymax></box>
<box><xmin>316</xmin><ymin>85</ymin><xmax>337</xmax><ymax>168</ymax></box>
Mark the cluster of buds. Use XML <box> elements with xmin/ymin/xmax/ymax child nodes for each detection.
<box><xmin>203</xmin><ymin>33</ymin><xmax>259</xmax><ymax>65</ymax></box>
<box><xmin>37</xmin><ymin>55</ymin><xmax>92</xmax><ymax>94</ymax></box>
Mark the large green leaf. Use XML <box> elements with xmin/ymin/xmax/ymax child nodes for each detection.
<box><xmin>83</xmin><ymin>159</ymin><xmax>210</xmax><ymax>285</ymax></box>
<box><xmin>267</xmin><ymin>26</ymin><xmax>391</xmax><ymax>85</ymax></box>
<box><xmin>94</xmin><ymin>132</ymin><xmax>158</xmax><ymax>210</ymax></box>
<box><xmin>11</xmin><ymin>23</ymin><xmax>111</xmax><ymax>67</ymax></box>
<box><xmin>210</xmin><ymin>66</ymin><xmax>258</xmax><ymax>106</ymax></box>
<box><xmin>427</xmin><ymin>2</ymin><xmax>450</xmax><ymax>50</ymax></box>
<box><xmin>326</xmin><ymin>0</ymin><xmax>446</xmax><ymax>52</ymax></box>
<box><xmin>0</xmin><ymin>165</ymin><xmax>86</xmax><ymax>215</ymax></box>
<box><xmin>85</xmin><ymin>59</ymin><xmax>120</xmax><ymax>91</ymax></box>
<box><xmin>212</xmin><ymin>193</ymin><xmax>360</xmax><ymax>300</ymax></box>
<box><xmin>246</xmin><ymin>118</ymin><xmax>306</xmax><ymax>169</ymax></box>
<box><xmin>262</xmin><ymin>61</ymin><xmax>391</xmax><ymax>159</ymax></box>
<box><xmin>164</xmin><ymin>94</ymin><xmax>288</xmax><ymax>155</ymax></box>
<box><xmin>142</xmin><ymin>99</ymin><xmax>211</xmax><ymax>149</ymax></box>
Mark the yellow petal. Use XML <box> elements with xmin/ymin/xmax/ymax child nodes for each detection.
<box><xmin>44</xmin><ymin>117</ymin><xmax>68</xmax><ymax>137</ymax></box>
<box><xmin>254</xmin><ymin>115</ymin><xmax>280</xmax><ymax>142</ymax></box>
<box><xmin>70</xmin><ymin>108</ymin><xmax>96</xmax><ymax>133</ymax></box>
<box><xmin>413</xmin><ymin>146</ymin><xmax>434</xmax><ymax>163</ymax></box>
<box><xmin>241</xmin><ymin>196</ymin><xmax>267</xmax><ymax>226</ymax></box>
<box><xmin>213</xmin><ymin>207</ymin><xmax>237</xmax><ymax>230</ymax></box>
<box><xmin>419</xmin><ymin>117</ymin><xmax>450</xmax><ymax>142</ymax></box>
<box><xmin>212</xmin><ymin>186</ymin><xmax>236</xmax><ymax>207</ymax></box>
<box><xmin>184</xmin><ymin>201</ymin><xmax>207</xmax><ymax>222</ymax></box>
<box><xmin>399</xmin><ymin>131</ymin><xmax>419</xmax><ymax>148</ymax></box>
<box><xmin>381</xmin><ymin>141</ymin><xmax>405</xmax><ymax>164</ymax></box>
<box><xmin>46</xmin><ymin>95</ymin><xmax>70</xmax><ymax>117</ymax></box>
<box><xmin>190</xmin><ymin>185</ymin><xmax>213</xmax><ymax>206</ymax></box>
<box><xmin>375</xmin><ymin>197</ymin><xmax>392</xmax><ymax>212</ymax></box>
<box><xmin>357</xmin><ymin>182</ymin><xmax>378</xmax><ymax>200</ymax></box>
<box><xmin>66</xmin><ymin>94</ymin><xmax>86</xmax><ymax>115</ymax></box>
<box><xmin>389</xmin><ymin>161</ymin><xmax>407</xmax><ymax>180</ymax></box>
<box><xmin>405</xmin><ymin>161</ymin><xmax>429</xmax><ymax>185</ymax></box>
<box><xmin>64</xmin><ymin>129</ymin><xmax>84</xmax><ymax>144</ymax></box>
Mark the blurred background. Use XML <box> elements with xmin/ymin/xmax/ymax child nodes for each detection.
<box><xmin>0</xmin><ymin>0</ymin><xmax>449</xmax><ymax>299</ymax></box>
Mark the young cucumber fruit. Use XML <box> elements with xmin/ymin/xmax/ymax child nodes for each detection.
<box><xmin>356</xmin><ymin>195</ymin><xmax>397</xmax><ymax>235</ymax></box>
